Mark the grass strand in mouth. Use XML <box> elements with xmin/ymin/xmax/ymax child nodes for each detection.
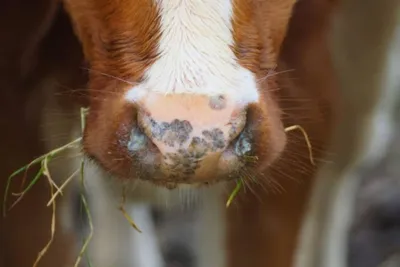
<box><xmin>32</xmin><ymin>156</ymin><xmax>56</xmax><ymax>267</ymax></box>
<box><xmin>225</xmin><ymin>124</ymin><xmax>316</xmax><ymax>207</ymax></box>
<box><xmin>284</xmin><ymin>125</ymin><xmax>315</xmax><ymax>165</ymax></box>
<box><xmin>2</xmin><ymin>107</ymin><xmax>94</xmax><ymax>267</ymax></box>
<box><xmin>3</xmin><ymin>108</ymin><xmax>316</xmax><ymax>262</ymax></box>
<box><xmin>74</xmin><ymin>107</ymin><xmax>94</xmax><ymax>267</ymax></box>
<box><xmin>73</xmin><ymin>183</ymin><xmax>94</xmax><ymax>267</ymax></box>
<box><xmin>3</xmin><ymin>137</ymin><xmax>82</xmax><ymax>216</ymax></box>
<box><xmin>119</xmin><ymin>186</ymin><xmax>142</xmax><ymax>233</ymax></box>
<box><xmin>226</xmin><ymin>179</ymin><xmax>244</xmax><ymax>208</ymax></box>
<box><xmin>47</xmin><ymin>169</ymin><xmax>80</xmax><ymax>206</ymax></box>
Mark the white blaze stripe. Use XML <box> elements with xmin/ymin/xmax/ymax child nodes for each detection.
<box><xmin>125</xmin><ymin>0</ymin><xmax>259</xmax><ymax>106</ymax></box>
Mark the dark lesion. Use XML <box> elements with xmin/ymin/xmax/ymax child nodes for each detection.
<box><xmin>163</xmin><ymin>151</ymin><xmax>200</xmax><ymax>179</ymax></box>
<box><xmin>202</xmin><ymin>128</ymin><xmax>226</xmax><ymax>151</ymax></box>
<box><xmin>161</xmin><ymin>136</ymin><xmax>216</xmax><ymax>179</ymax></box>
<box><xmin>159</xmin><ymin>127</ymin><xmax>228</xmax><ymax>180</ymax></box>
<box><xmin>132</xmin><ymin>115</ymin><xmax>254</xmax><ymax>181</ymax></box>
<box><xmin>208</xmin><ymin>95</ymin><xmax>227</xmax><ymax>110</ymax></box>
<box><xmin>149</xmin><ymin>118</ymin><xmax>193</xmax><ymax>147</ymax></box>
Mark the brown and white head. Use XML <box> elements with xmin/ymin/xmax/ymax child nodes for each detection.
<box><xmin>62</xmin><ymin>0</ymin><xmax>298</xmax><ymax>189</ymax></box>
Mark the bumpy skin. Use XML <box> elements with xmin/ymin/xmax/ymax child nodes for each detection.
<box><xmin>0</xmin><ymin>1</ymin><xmax>338</xmax><ymax>267</ymax></box>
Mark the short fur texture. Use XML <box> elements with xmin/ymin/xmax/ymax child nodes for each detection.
<box><xmin>0</xmin><ymin>1</ymin><xmax>355</xmax><ymax>267</ymax></box>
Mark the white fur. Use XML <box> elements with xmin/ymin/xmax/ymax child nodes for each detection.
<box><xmin>125</xmin><ymin>0</ymin><xmax>259</xmax><ymax>107</ymax></box>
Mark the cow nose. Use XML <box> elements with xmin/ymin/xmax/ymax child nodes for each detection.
<box><xmin>132</xmin><ymin>93</ymin><xmax>247</xmax><ymax>179</ymax></box>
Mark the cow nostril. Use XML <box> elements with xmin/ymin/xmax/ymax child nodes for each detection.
<box><xmin>233</xmin><ymin>129</ymin><xmax>252</xmax><ymax>156</ymax></box>
<box><xmin>127</xmin><ymin>127</ymin><xmax>149</xmax><ymax>152</ymax></box>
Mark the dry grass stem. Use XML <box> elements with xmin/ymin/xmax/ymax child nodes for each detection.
<box><xmin>3</xmin><ymin>137</ymin><xmax>82</xmax><ymax>216</ymax></box>
<box><xmin>73</xmin><ymin>192</ymin><xmax>93</xmax><ymax>267</ymax></box>
<box><xmin>47</xmin><ymin>169</ymin><xmax>80</xmax><ymax>206</ymax></box>
<box><xmin>284</xmin><ymin>124</ymin><xmax>316</xmax><ymax>166</ymax></box>
<box><xmin>42</xmin><ymin>156</ymin><xmax>63</xmax><ymax>198</ymax></box>
<box><xmin>74</xmin><ymin>107</ymin><xmax>94</xmax><ymax>267</ymax></box>
<box><xmin>119</xmin><ymin>187</ymin><xmax>142</xmax><ymax>233</ymax></box>
<box><xmin>2</xmin><ymin>107</ymin><xmax>92</xmax><ymax>267</ymax></box>
<box><xmin>32</xmin><ymin>157</ymin><xmax>57</xmax><ymax>267</ymax></box>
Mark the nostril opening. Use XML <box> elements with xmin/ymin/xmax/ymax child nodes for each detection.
<box><xmin>127</xmin><ymin>127</ymin><xmax>149</xmax><ymax>152</ymax></box>
<box><xmin>234</xmin><ymin>129</ymin><xmax>252</xmax><ymax>156</ymax></box>
<box><xmin>230</xmin><ymin>110</ymin><xmax>253</xmax><ymax>157</ymax></box>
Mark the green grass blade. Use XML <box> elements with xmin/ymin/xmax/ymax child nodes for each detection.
<box><xmin>226</xmin><ymin>180</ymin><xmax>243</xmax><ymax>207</ymax></box>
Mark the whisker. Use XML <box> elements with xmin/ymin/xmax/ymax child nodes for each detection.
<box><xmin>81</xmin><ymin>67</ymin><xmax>136</xmax><ymax>86</ymax></box>
<box><xmin>258</xmin><ymin>68</ymin><xmax>296</xmax><ymax>83</ymax></box>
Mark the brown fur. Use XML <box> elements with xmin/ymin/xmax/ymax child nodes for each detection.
<box><xmin>62</xmin><ymin>0</ymin><xmax>161</xmax><ymax>81</ymax></box>
<box><xmin>232</xmin><ymin>0</ymin><xmax>262</xmax><ymax>73</ymax></box>
<box><xmin>226</xmin><ymin>1</ymin><xmax>338</xmax><ymax>266</ymax></box>
<box><xmin>62</xmin><ymin>0</ymin><xmax>292</xmax><ymax>188</ymax></box>
<box><xmin>0</xmin><ymin>1</ymin><xmax>339</xmax><ymax>267</ymax></box>
<box><xmin>231</xmin><ymin>1</ymin><xmax>289</xmax><ymax>173</ymax></box>
<box><xmin>62</xmin><ymin>0</ymin><xmax>165</xmax><ymax>182</ymax></box>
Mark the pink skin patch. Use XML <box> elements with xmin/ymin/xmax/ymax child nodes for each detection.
<box><xmin>134</xmin><ymin>93</ymin><xmax>247</xmax><ymax>180</ymax></box>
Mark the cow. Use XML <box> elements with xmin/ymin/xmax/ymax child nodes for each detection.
<box><xmin>1</xmin><ymin>0</ymin><xmax>400</xmax><ymax>267</ymax></box>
